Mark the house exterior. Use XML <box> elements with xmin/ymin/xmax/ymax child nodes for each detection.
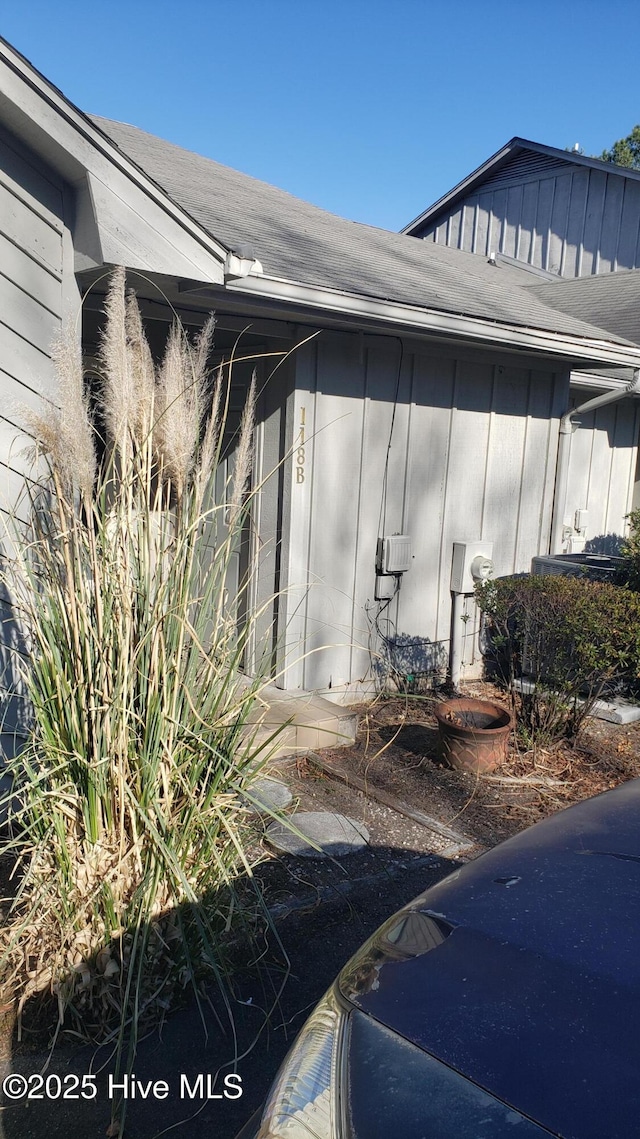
<box><xmin>403</xmin><ymin>139</ymin><xmax>640</xmax><ymax>557</ymax></box>
<box><xmin>524</xmin><ymin>269</ymin><xmax>640</xmax><ymax>527</ymax></box>
<box><xmin>2</xmin><ymin>39</ymin><xmax>640</xmax><ymax>719</ymax></box>
<box><xmin>402</xmin><ymin>137</ymin><xmax>640</xmax><ymax>279</ymax></box>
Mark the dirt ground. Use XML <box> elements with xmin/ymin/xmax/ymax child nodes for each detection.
<box><xmin>264</xmin><ymin>681</ymin><xmax>640</xmax><ymax>867</ymax></box>
<box><xmin>4</xmin><ymin>684</ymin><xmax>640</xmax><ymax>1138</ymax></box>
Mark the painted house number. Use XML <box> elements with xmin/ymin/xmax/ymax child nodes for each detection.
<box><xmin>296</xmin><ymin>407</ymin><xmax>306</xmax><ymax>483</ymax></box>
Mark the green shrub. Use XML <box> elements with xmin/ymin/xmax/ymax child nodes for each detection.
<box><xmin>476</xmin><ymin>574</ymin><xmax>640</xmax><ymax>745</ymax></box>
<box><xmin>618</xmin><ymin>508</ymin><xmax>640</xmax><ymax>591</ymax></box>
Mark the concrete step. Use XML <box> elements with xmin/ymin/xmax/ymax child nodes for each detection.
<box><xmin>241</xmin><ymin>682</ymin><xmax>358</xmax><ymax>760</ymax></box>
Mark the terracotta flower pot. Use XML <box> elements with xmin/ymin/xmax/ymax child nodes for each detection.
<box><xmin>434</xmin><ymin>697</ymin><xmax>512</xmax><ymax>774</ymax></box>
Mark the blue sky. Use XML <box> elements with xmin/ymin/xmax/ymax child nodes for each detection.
<box><xmin>2</xmin><ymin>0</ymin><xmax>639</xmax><ymax>231</ymax></box>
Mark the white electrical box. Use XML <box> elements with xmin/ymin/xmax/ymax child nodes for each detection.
<box><xmin>574</xmin><ymin>509</ymin><xmax>588</xmax><ymax>532</ymax></box>
<box><xmin>374</xmin><ymin>574</ymin><xmax>396</xmax><ymax>601</ymax></box>
<box><xmin>451</xmin><ymin>541</ymin><xmax>494</xmax><ymax>593</ymax></box>
<box><xmin>376</xmin><ymin>535</ymin><xmax>412</xmax><ymax>575</ymax></box>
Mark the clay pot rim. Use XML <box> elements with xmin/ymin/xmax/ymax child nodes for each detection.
<box><xmin>434</xmin><ymin>697</ymin><xmax>513</xmax><ymax>734</ymax></box>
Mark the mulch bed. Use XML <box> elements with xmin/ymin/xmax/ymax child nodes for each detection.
<box><xmin>276</xmin><ymin>682</ymin><xmax>640</xmax><ymax>856</ymax></box>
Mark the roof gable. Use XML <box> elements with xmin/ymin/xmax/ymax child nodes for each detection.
<box><xmin>402</xmin><ymin>138</ymin><xmax>640</xmax><ymax>237</ymax></box>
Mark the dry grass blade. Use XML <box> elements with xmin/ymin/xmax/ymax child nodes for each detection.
<box><xmin>100</xmin><ymin>265</ymin><xmax>131</xmax><ymax>461</ymax></box>
<box><xmin>228</xmin><ymin>369</ymin><xmax>256</xmax><ymax>532</ymax></box>
<box><xmin>125</xmin><ymin>289</ymin><xmax>156</xmax><ymax>445</ymax></box>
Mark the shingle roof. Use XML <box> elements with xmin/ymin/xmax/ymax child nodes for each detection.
<box><xmin>526</xmin><ymin>271</ymin><xmax>640</xmax><ymax>347</ymax></box>
<box><xmin>90</xmin><ymin>116</ymin><xmax>635</xmax><ymax>347</ymax></box>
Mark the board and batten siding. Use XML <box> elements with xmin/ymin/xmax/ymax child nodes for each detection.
<box><xmin>0</xmin><ymin>126</ymin><xmax>78</xmax><ymax>752</ymax></box>
<box><xmin>280</xmin><ymin>334</ymin><xmax>566</xmax><ymax>695</ymax></box>
<box><xmin>195</xmin><ymin>351</ymin><xmax>289</xmax><ymax>677</ymax></box>
<box><xmin>0</xmin><ymin>126</ymin><xmax>79</xmax><ymax>508</ymax></box>
<box><xmin>418</xmin><ymin>153</ymin><xmax>640</xmax><ymax>278</ymax></box>
<box><xmin>563</xmin><ymin>394</ymin><xmax>640</xmax><ymax>548</ymax></box>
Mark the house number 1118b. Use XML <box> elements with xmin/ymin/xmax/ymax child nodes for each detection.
<box><xmin>296</xmin><ymin>407</ymin><xmax>306</xmax><ymax>483</ymax></box>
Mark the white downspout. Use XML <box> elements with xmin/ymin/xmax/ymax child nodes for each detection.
<box><xmin>549</xmin><ymin>369</ymin><xmax>640</xmax><ymax>555</ymax></box>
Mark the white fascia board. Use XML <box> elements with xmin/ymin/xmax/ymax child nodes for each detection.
<box><xmin>225</xmin><ymin>273</ymin><xmax>640</xmax><ymax>370</ymax></box>
<box><xmin>0</xmin><ymin>39</ymin><xmax>227</xmax><ymax>281</ymax></box>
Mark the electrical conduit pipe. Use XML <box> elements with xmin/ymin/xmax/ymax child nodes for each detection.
<box><xmin>450</xmin><ymin>590</ymin><xmax>466</xmax><ymax>692</ymax></box>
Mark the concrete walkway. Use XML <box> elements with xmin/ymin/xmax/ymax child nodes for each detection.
<box><xmin>242</xmin><ymin>681</ymin><xmax>358</xmax><ymax>759</ymax></box>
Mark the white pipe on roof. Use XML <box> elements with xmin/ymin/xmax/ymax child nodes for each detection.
<box><xmin>549</xmin><ymin>369</ymin><xmax>640</xmax><ymax>555</ymax></box>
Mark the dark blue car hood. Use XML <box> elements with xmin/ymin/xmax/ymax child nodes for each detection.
<box><xmin>339</xmin><ymin>779</ymin><xmax>640</xmax><ymax>1139</ymax></box>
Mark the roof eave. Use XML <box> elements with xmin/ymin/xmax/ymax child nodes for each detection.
<box><xmin>0</xmin><ymin>37</ymin><xmax>230</xmax><ymax>271</ymax></box>
<box><xmin>224</xmin><ymin>274</ymin><xmax>640</xmax><ymax>370</ymax></box>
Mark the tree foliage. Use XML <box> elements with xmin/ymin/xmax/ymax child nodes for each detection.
<box><xmin>600</xmin><ymin>125</ymin><xmax>640</xmax><ymax>169</ymax></box>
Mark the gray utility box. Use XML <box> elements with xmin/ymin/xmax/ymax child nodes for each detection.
<box><xmin>376</xmin><ymin>535</ymin><xmax>412</xmax><ymax>575</ymax></box>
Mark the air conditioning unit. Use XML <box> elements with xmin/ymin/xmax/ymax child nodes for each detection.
<box><xmin>531</xmin><ymin>553</ymin><xmax>623</xmax><ymax>582</ymax></box>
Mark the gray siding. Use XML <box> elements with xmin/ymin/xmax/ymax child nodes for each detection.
<box><xmin>564</xmin><ymin>396</ymin><xmax>640</xmax><ymax>548</ymax></box>
<box><xmin>196</xmin><ymin>351</ymin><xmax>288</xmax><ymax>675</ymax></box>
<box><xmin>0</xmin><ymin>127</ymin><xmax>77</xmax><ymax>751</ymax></box>
<box><xmin>279</xmin><ymin>334</ymin><xmax>566</xmax><ymax>696</ymax></box>
<box><xmin>419</xmin><ymin>153</ymin><xmax>640</xmax><ymax>278</ymax></box>
<box><xmin>0</xmin><ymin>126</ymin><xmax>73</xmax><ymax>510</ymax></box>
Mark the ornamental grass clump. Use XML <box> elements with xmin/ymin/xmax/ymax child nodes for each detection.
<box><xmin>0</xmin><ymin>269</ymin><xmax>282</xmax><ymax>1088</ymax></box>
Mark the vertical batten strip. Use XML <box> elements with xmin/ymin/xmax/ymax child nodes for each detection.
<box><xmin>478</xmin><ymin>363</ymin><xmax>497</xmax><ymax>541</ymax></box>
<box><xmin>395</xmin><ymin>350</ymin><xmax>415</xmax><ymax>646</ymax></box>
<box><xmin>435</xmin><ymin>360</ymin><xmax>457</xmax><ymax>647</ymax></box>
<box><xmin>625</xmin><ymin>402</ymin><xmax>640</xmax><ymax>522</ymax></box>
<box><xmin>301</xmin><ymin>342</ymin><xmax>318</xmax><ymax>690</ymax></box>
<box><xmin>603</xmin><ymin>402</ymin><xmax>619</xmax><ymax>535</ymax></box>
<box><xmin>347</xmin><ymin>341</ymin><xmax>369</xmax><ymax>688</ymax></box>
<box><xmin>512</xmin><ymin>370</ymin><xmax>534</xmax><ymax>572</ymax></box>
<box><xmin>575</xmin><ymin>169</ymin><xmax>591</xmax><ymax>276</ymax></box>
<box><xmin>544</xmin><ymin>179</ymin><xmax>556</xmax><ymax>272</ymax></box>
